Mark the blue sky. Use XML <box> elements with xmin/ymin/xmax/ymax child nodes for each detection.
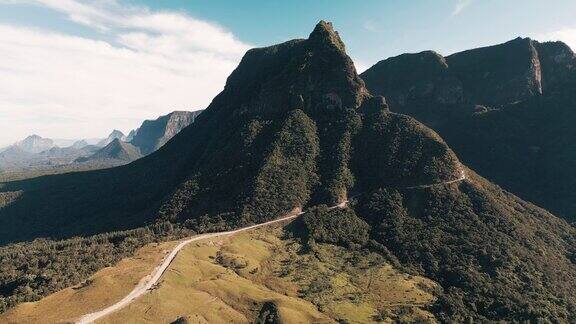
<box><xmin>141</xmin><ymin>0</ymin><xmax>576</xmax><ymax>67</ymax></box>
<box><xmin>0</xmin><ymin>0</ymin><xmax>575</xmax><ymax>146</ymax></box>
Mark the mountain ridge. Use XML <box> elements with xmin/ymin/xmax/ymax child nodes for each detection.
<box><xmin>361</xmin><ymin>37</ymin><xmax>576</xmax><ymax>222</ymax></box>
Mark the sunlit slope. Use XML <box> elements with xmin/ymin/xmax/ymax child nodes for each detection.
<box><xmin>0</xmin><ymin>241</ymin><xmax>176</xmax><ymax>323</ymax></box>
<box><xmin>1</xmin><ymin>222</ymin><xmax>438</xmax><ymax>323</ymax></box>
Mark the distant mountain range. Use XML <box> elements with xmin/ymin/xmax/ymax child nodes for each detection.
<box><xmin>1</xmin><ymin>21</ymin><xmax>575</xmax><ymax>321</ymax></box>
<box><xmin>0</xmin><ymin>110</ymin><xmax>203</xmax><ymax>172</ymax></box>
<box><xmin>361</xmin><ymin>37</ymin><xmax>576</xmax><ymax>222</ymax></box>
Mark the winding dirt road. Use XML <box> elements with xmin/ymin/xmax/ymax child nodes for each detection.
<box><xmin>404</xmin><ymin>169</ymin><xmax>466</xmax><ymax>190</ymax></box>
<box><xmin>76</xmin><ymin>203</ymin><xmax>350</xmax><ymax>323</ymax></box>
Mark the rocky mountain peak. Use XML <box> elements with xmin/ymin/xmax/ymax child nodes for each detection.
<box><xmin>17</xmin><ymin>135</ymin><xmax>54</xmax><ymax>153</ymax></box>
<box><xmin>217</xmin><ymin>21</ymin><xmax>369</xmax><ymax>120</ymax></box>
<box><xmin>98</xmin><ymin>129</ymin><xmax>126</xmax><ymax>147</ymax></box>
<box><xmin>109</xmin><ymin>129</ymin><xmax>125</xmax><ymax>138</ymax></box>
<box><xmin>308</xmin><ymin>20</ymin><xmax>346</xmax><ymax>52</ymax></box>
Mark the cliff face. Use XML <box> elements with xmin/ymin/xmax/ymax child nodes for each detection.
<box><xmin>363</xmin><ymin>37</ymin><xmax>575</xmax><ymax>114</ymax></box>
<box><xmin>534</xmin><ymin>41</ymin><xmax>576</xmax><ymax>92</ymax></box>
<box><xmin>360</xmin><ymin>51</ymin><xmax>464</xmax><ymax>127</ymax></box>
<box><xmin>446</xmin><ymin>37</ymin><xmax>544</xmax><ymax>107</ymax></box>
<box><xmin>129</xmin><ymin>110</ymin><xmax>203</xmax><ymax>155</ymax></box>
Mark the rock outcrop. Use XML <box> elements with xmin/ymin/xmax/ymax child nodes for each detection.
<box><xmin>129</xmin><ymin>110</ymin><xmax>202</xmax><ymax>155</ymax></box>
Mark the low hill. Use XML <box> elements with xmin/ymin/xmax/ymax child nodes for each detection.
<box><xmin>361</xmin><ymin>38</ymin><xmax>576</xmax><ymax>222</ymax></box>
<box><xmin>0</xmin><ymin>22</ymin><xmax>575</xmax><ymax>321</ymax></box>
<box><xmin>76</xmin><ymin>139</ymin><xmax>142</xmax><ymax>164</ymax></box>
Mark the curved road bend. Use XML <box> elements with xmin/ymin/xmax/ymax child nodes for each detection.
<box><xmin>77</xmin><ymin>202</ymin><xmax>349</xmax><ymax>324</ymax></box>
<box><xmin>404</xmin><ymin>169</ymin><xmax>466</xmax><ymax>190</ymax></box>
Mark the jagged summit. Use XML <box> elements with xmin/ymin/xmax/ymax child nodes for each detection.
<box><xmin>97</xmin><ymin>129</ymin><xmax>126</xmax><ymax>147</ymax></box>
<box><xmin>16</xmin><ymin>135</ymin><xmax>54</xmax><ymax>153</ymax></box>
<box><xmin>220</xmin><ymin>20</ymin><xmax>367</xmax><ymax>120</ymax></box>
<box><xmin>308</xmin><ymin>20</ymin><xmax>347</xmax><ymax>52</ymax></box>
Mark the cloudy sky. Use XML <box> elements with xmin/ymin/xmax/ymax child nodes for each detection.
<box><xmin>0</xmin><ymin>0</ymin><xmax>575</xmax><ymax>146</ymax></box>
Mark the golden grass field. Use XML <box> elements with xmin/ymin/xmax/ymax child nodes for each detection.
<box><xmin>1</xmin><ymin>221</ymin><xmax>439</xmax><ymax>323</ymax></box>
<box><xmin>0</xmin><ymin>241</ymin><xmax>177</xmax><ymax>324</ymax></box>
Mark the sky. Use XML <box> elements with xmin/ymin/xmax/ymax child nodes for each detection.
<box><xmin>0</xmin><ymin>0</ymin><xmax>575</xmax><ymax>147</ymax></box>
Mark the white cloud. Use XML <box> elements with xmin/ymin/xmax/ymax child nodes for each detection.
<box><xmin>452</xmin><ymin>0</ymin><xmax>472</xmax><ymax>17</ymax></box>
<box><xmin>534</xmin><ymin>27</ymin><xmax>576</xmax><ymax>51</ymax></box>
<box><xmin>0</xmin><ymin>0</ymin><xmax>252</xmax><ymax>146</ymax></box>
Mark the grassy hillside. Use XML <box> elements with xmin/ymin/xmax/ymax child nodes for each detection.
<box><xmin>2</xmin><ymin>221</ymin><xmax>438</xmax><ymax>323</ymax></box>
<box><xmin>0</xmin><ymin>240</ymin><xmax>176</xmax><ymax>323</ymax></box>
<box><xmin>0</xmin><ymin>223</ymin><xmax>192</xmax><ymax>312</ymax></box>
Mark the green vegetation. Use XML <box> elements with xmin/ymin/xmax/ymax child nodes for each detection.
<box><xmin>353</xmin><ymin>109</ymin><xmax>461</xmax><ymax>191</ymax></box>
<box><xmin>302</xmin><ymin>205</ymin><xmax>369</xmax><ymax>247</ymax></box>
<box><xmin>242</xmin><ymin>110</ymin><xmax>319</xmax><ymax>223</ymax></box>
<box><xmin>310</xmin><ymin>107</ymin><xmax>361</xmax><ymax>205</ymax></box>
<box><xmin>0</xmin><ymin>222</ymin><xmax>192</xmax><ymax>313</ymax></box>
<box><xmin>354</xmin><ymin>172</ymin><xmax>576</xmax><ymax>322</ymax></box>
<box><xmin>361</xmin><ymin>39</ymin><xmax>576</xmax><ymax>223</ymax></box>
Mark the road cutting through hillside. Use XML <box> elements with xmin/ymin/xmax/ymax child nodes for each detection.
<box><xmin>404</xmin><ymin>169</ymin><xmax>466</xmax><ymax>189</ymax></box>
<box><xmin>76</xmin><ymin>202</ymin><xmax>349</xmax><ymax>324</ymax></box>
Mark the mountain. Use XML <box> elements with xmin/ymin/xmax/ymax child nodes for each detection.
<box><xmin>0</xmin><ymin>138</ymin><xmax>99</xmax><ymax>171</ymax></box>
<box><xmin>15</xmin><ymin>135</ymin><xmax>54</xmax><ymax>153</ymax></box>
<box><xmin>125</xmin><ymin>129</ymin><xmax>136</xmax><ymax>142</ymax></box>
<box><xmin>76</xmin><ymin>138</ymin><xmax>141</xmax><ymax>164</ymax></box>
<box><xmin>0</xmin><ymin>111</ymin><xmax>196</xmax><ymax>173</ymax></box>
<box><xmin>361</xmin><ymin>37</ymin><xmax>576</xmax><ymax>222</ymax></box>
<box><xmin>51</xmin><ymin>139</ymin><xmax>78</xmax><ymax>148</ymax></box>
<box><xmin>39</xmin><ymin>145</ymin><xmax>100</xmax><ymax>160</ymax></box>
<box><xmin>71</xmin><ymin>139</ymin><xmax>89</xmax><ymax>149</ymax></box>
<box><xmin>129</xmin><ymin>110</ymin><xmax>203</xmax><ymax>155</ymax></box>
<box><xmin>0</xmin><ymin>146</ymin><xmax>35</xmax><ymax>170</ymax></box>
<box><xmin>97</xmin><ymin>130</ymin><xmax>126</xmax><ymax>147</ymax></box>
<box><xmin>0</xmin><ymin>22</ymin><xmax>575</xmax><ymax>321</ymax></box>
